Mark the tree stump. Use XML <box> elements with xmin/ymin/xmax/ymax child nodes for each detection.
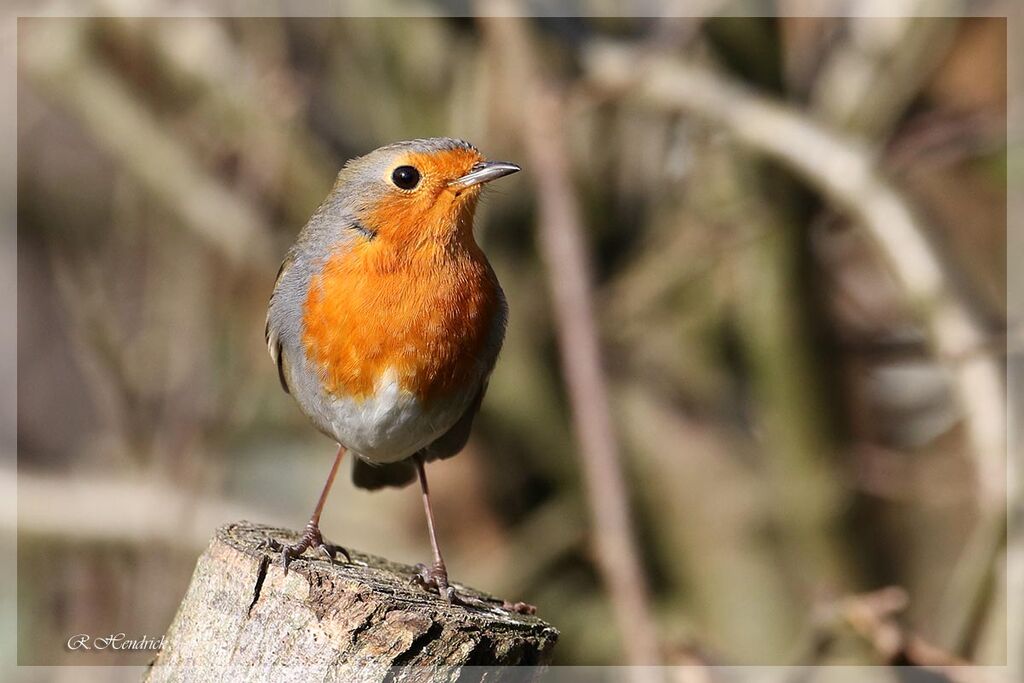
<box><xmin>145</xmin><ymin>521</ymin><xmax>558</xmax><ymax>682</ymax></box>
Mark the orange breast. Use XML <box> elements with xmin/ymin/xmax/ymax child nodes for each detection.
<box><xmin>301</xmin><ymin>241</ymin><xmax>500</xmax><ymax>405</ymax></box>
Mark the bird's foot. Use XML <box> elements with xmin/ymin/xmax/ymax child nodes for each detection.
<box><xmin>412</xmin><ymin>561</ymin><xmax>538</xmax><ymax>615</ymax></box>
<box><xmin>412</xmin><ymin>561</ymin><xmax>461</xmax><ymax>604</ymax></box>
<box><xmin>259</xmin><ymin>521</ymin><xmax>350</xmax><ymax>575</ymax></box>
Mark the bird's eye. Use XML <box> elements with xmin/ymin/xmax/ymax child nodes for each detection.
<box><xmin>391</xmin><ymin>165</ymin><xmax>421</xmax><ymax>190</ymax></box>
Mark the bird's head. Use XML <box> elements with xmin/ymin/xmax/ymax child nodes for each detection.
<box><xmin>330</xmin><ymin>138</ymin><xmax>520</xmax><ymax>252</ymax></box>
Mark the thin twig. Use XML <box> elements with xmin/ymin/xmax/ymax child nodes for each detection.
<box><xmin>478</xmin><ymin>9</ymin><xmax>662</xmax><ymax>666</ymax></box>
<box><xmin>832</xmin><ymin>587</ymin><xmax>994</xmax><ymax>683</ymax></box>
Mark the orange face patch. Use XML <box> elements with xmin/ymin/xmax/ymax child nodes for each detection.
<box><xmin>363</xmin><ymin>147</ymin><xmax>485</xmax><ymax>249</ymax></box>
<box><xmin>300</xmin><ymin>147</ymin><xmax>501</xmax><ymax>404</ymax></box>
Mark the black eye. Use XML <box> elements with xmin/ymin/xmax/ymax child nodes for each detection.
<box><xmin>391</xmin><ymin>165</ymin><xmax>421</xmax><ymax>190</ymax></box>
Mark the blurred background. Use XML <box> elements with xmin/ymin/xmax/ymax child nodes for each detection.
<box><xmin>14</xmin><ymin>6</ymin><xmax>1015</xmax><ymax>676</ymax></box>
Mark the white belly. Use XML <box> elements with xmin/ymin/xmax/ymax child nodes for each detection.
<box><xmin>308</xmin><ymin>368</ymin><xmax>471</xmax><ymax>463</ymax></box>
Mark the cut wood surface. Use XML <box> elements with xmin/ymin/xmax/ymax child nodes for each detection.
<box><xmin>145</xmin><ymin>521</ymin><xmax>558</xmax><ymax>682</ymax></box>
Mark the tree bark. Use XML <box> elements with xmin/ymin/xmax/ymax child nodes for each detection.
<box><xmin>145</xmin><ymin>521</ymin><xmax>558</xmax><ymax>682</ymax></box>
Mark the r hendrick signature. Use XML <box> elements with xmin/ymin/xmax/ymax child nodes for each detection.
<box><xmin>66</xmin><ymin>633</ymin><xmax>164</xmax><ymax>651</ymax></box>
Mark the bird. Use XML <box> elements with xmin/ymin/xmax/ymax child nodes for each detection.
<box><xmin>263</xmin><ymin>137</ymin><xmax>519</xmax><ymax>602</ymax></box>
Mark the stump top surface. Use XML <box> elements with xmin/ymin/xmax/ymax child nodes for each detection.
<box><xmin>222</xmin><ymin>521</ymin><xmax>556</xmax><ymax>637</ymax></box>
<box><xmin>147</xmin><ymin>521</ymin><xmax>558</xmax><ymax>678</ymax></box>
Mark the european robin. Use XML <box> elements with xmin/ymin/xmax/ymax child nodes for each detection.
<box><xmin>264</xmin><ymin>138</ymin><xmax>519</xmax><ymax>602</ymax></box>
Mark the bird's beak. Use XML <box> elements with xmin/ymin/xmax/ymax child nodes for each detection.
<box><xmin>449</xmin><ymin>161</ymin><xmax>521</xmax><ymax>190</ymax></box>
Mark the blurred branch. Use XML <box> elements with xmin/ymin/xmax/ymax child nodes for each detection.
<box><xmin>886</xmin><ymin>111</ymin><xmax>1007</xmax><ymax>173</ymax></box>
<box><xmin>479</xmin><ymin>9</ymin><xmax>662</xmax><ymax>667</ymax></box>
<box><xmin>806</xmin><ymin>586</ymin><xmax>1002</xmax><ymax>683</ymax></box>
<box><xmin>19</xmin><ymin>19</ymin><xmax>274</xmax><ymax>270</ymax></box>
<box><xmin>48</xmin><ymin>247</ymin><xmax>147</xmax><ymax>463</ymax></box>
<box><xmin>619</xmin><ymin>382</ymin><xmax>802</xmax><ymax>661</ymax></box>
<box><xmin>810</xmin><ymin>10</ymin><xmax>959</xmax><ymax>139</ymax></box>
<box><xmin>7</xmin><ymin>467</ymin><xmax>261</xmax><ymax>551</ymax></box>
<box><xmin>583</xmin><ymin>43</ymin><xmax>1007</xmax><ymax>654</ymax></box>
<box><xmin>99</xmin><ymin>17</ymin><xmax>337</xmax><ymax>226</ymax></box>
<box><xmin>723</xmin><ymin>150</ymin><xmax>856</xmax><ymax>597</ymax></box>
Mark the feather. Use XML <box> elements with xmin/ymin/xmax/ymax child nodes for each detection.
<box><xmin>266</xmin><ymin>255</ymin><xmax>293</xmax><ymax>394</ymax></box>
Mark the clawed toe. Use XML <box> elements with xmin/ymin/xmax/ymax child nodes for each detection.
<box><xmin>413</xmin><ymin>562</ymin><xmax>448</xmax><ymax>594</ymax></box>
<box><xmin>260</xmin><ymin>523</ymin><xmax>349</xmax><ymax>575</ymax></box>
<box><xmin>413</xmin><ymin>562</ymin><xmax>464</xmax><ymax>605</ymax></box>
<box><xmin>317</xmin><ymin>543</ymin><xmax>352</xmax><ymax>563</ymax></box>
<box><xmin>410</xmin><ymin>562</ymin><xmax>536</xmax><ymax>614</ymax></box>
<box><xmin>258</xmin><ymin>537</ymin><xmax>283</xmax><ymax>552</ymax></box>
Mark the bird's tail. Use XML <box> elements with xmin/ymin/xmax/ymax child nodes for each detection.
<box><xmin>351</xmin><ymin>456</ymin><xmax>417</xmax><ymax>490</ymax></box>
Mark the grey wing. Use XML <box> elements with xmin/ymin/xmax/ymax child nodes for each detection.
<box><xmin>265</xmin><ymin>254</ymin><xmax>294</xmax><ymax>394</ymax></box>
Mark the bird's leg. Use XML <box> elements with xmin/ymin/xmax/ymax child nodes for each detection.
<box><xmin>260</xmin><ymin>445</ymin><xmax>351</xmax><ymax>574</ymax></box>
<box><xmin>411</xmin><ymin>455</ymin><xmax>460</xmax><ymax>603</ymax></box>
<box><xmin>409</xmin><ymin>456</ymin><xmax>540</xmax><ymax>614</ymax></box>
